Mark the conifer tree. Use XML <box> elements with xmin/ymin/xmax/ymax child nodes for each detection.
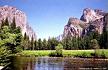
<box><xmin>30</xmin><ymin>36</ymin><xmax>34</xmax><ymax>50</ymax></box>
<box><xmin>47</xmin><ymin>38</ymin><xmax>51</xmax><ymax>50</ymax></box>
<box><xmin>102</xmin><ymin>13</ymin><xmax>108</xmax><ymax>48</ymax></box>
<box><xmin>24</xmin><ymin>32</ymin><xmax>27</xmax><ymax>40</ymax></box>
<box><xmin>38</xmin><ymin>38</ymin><xmax>42</xmax><ymax>50</ymax></box>
<box><xmin>42</xmin><ymin>38</ymin><xmax>47</xmax><ymax>50</ymax></box>
<box><xmin>34</xmin><ymin>40</ymin><xmax>38</xmax><ymax>50</ymax></box>
<box><xmin>11</xmin><ymin>17</ymin><xmax>16</xmax><ymax>30</ymax></box>
<box><xmin>4</xmin><ymin>18</ymin><xmax>9</xmax><ymax>26</ymax></box>
<box><xmin>22</xmin><ymin>32</ymin><xmax>30</xmax><ymax>50</ymax></box>
<box><xmin>1</xmin><ymin>18</ymin><xmax>9</xmax><ymax>28</ymax></box>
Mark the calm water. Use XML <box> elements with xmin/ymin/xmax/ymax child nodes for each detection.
<box><xmin>10</xmin><ymin>57</ymin><xmax>108</xmax><ymax>70</ymax></box>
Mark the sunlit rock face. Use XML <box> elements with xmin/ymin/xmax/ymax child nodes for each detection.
<box><xmin>63</xmin><ymin>8</ymin><xmax>106</xmax><ymax>38</ymax></box>
<box><xmin>63</xmin><ymin>17</ymin><xmax>84</xmax><ymax>38</ymax></box>
<box><xmin>80</xmin><ymin>8</ymin><xmax>104</xmax><ymax>23</ymax></box>
<box><xmin>0</xmin><ymin>5</ymin><xmax>36</xmax><ymax>40</ymax></box>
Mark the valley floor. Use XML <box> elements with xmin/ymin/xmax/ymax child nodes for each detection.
<box><xmin>18</xmin><ymin>49</ymin><xmax>108</xmax><ymax>58</ymax></box>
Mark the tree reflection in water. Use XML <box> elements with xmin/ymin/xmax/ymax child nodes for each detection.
<box><xmin>5</xmin><ymin>57</ymin><xmax>108</xmax><ymax>70</ymax></box>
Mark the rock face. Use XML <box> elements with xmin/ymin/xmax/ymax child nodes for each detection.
<box><xmin>63</xmin><ymin>17</ymin><xmax>85</xmax><ymax>38</ymax></box>
<box><xmin>63</xmin><ymin>8</ymin><xmax>106</xmax><ymax>38</ymax></box>
<box><xmin>0</xmin><ymin>5</ymin><xmax>36</xmax><ymax>40</ymax></box>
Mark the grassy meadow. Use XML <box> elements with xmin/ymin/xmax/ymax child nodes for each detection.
<box><xmin>18</xmin><ymin>49</ymin><xmax>108</xmax><ymax>58</ymax></box>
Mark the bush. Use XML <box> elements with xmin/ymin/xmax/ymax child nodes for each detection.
<box><xmin>15</xmin><ymin>46</ymin><xmax>22</xmax><ymax>53</ymax></box>
<box><xmin>101</xmin><ymin>50</ymin><xmax>106</xmax><ymax>58</ymax></box>
<box><xmin>49</xmin><ymin>43</ymin><xmax>63</xmax><ymax>57</ymax></box>
<box><xmin>55</xmin><ymin>43</ymin><xmax>63</xmax><ymax>57</ymax></box>
<box><xmin>90</xmin><ymin>39</ymin><xmax>100</xmax><ymax>49</ymax></box>
<box><xmin>0</xmin><ymin>47</ymin><xmax>10</xmax><ymax>66</ymax></box>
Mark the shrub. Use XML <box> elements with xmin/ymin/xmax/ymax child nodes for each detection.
<box><xmin>90</xmin><ymin>39</ymin><xmax>100</xmax><ymax>49</ymax></box>
<box><xmin>0</xmin><ymin>47</ymin><xmax>10</xmax><ymax>66</ymax></box>
<box><xmin>49</xmin><ymin>43</ymin><xmax>63</xmax><ymax>57</ymax></box>
<box><xmin>101</xmin><ymin>50</ymin><xmax>106</xmax><ymax>58</ymax></box>
<box><xmin>55</xmin><ymin>43</ymin><xmax>63</xmax><ymax>57</ymax></box>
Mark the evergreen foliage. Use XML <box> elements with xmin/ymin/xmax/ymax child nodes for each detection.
<box><xmin>42</xmin><ymin>39</ymin><xmax>47</xmax><ymax>50</ymax></box>
<box><xmin>0</xmin><ymin>18</ymin><xmax>22</xmax><ymax>65</ymax></box>
<box><xmin>30</xmin><ymin>36</ymin><xmax>35</xmax><ymax>50</ymax></box>
<box><xmin>10</xmin><ymin>17</ymin><xmax>16</xmax><ymax>30</ymax></box>
<box><xmin>34</xmin><ymin>40</ymin><xmax>38</xmax><ymax>50</ymax></box>
<box><xmin>37</xmin><ymin>38</ymin><xmax>43</xmax><ymax>50</ymax></box>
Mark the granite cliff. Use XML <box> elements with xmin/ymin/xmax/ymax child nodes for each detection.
<box><xmin>0</xmin><ymin>5</ymin><xmax>36</xmax><ymax>40</ymax></box>
<box><xmin>63</xmin><ymin>8</ymin><xmax>106</xmax><ymax>38</ymax></box>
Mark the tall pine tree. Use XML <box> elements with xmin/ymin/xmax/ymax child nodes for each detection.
<box><xmin>11</xmin><ymin>17</ymin><xmax>16</xmax><ymax>30</ymax></box>
<box><xmin>102</xmin><ymin>13</ymin><xmax>108</xmax><ymax>48</ymax></box>
<box><xmin>38</xmin><ymin>38</ymin><xmax>42</xmax><ymax>50</ymax></box>
<box><xmin>42</xmin><ymin>39</ymin><xmax>47</xmax><ymax>50</ymax></box>
<box><xmin>34</xmin><ymin>40</ymin><xmax>38</xmax><ymax>50</ymax></box>
<box><xmin>30</xmin><ymin>36</ymin><xmax>34</xmax><ymax>50</ymax></box>
<box><xmin>1</xmin><ymin>18</ymin><xmax>9</xmax><ymax>28</ymax></box>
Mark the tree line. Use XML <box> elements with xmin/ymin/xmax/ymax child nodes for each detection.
<box><xmin>22</xmin><ymin>13</ymin><xmax>108</xmax><ymax>50</ymax></box>
<box><xmin>22</xmin><ymin>36</ymin><xmax>60</xmax><ymax>50</ymax></box>
<box><xmin>23</xmin><ymin>29</ymin><xmax>108</xmax><ymax>50</ymax></box>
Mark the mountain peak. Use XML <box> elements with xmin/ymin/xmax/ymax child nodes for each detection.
<box><xmin>63</xmin><ymin>8</ymin><xmax>106</xmax><ymax>39</ymax></box>
<box><xmin>80</xmin><ymin>8</ymin><xmax>104</xmax><ymax>23</ymax></box>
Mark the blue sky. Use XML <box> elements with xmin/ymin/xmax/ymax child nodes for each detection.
<box><xmin>0</xmin><ymin>0</ymin><xmax>107</xmax><ymax>39</ymax></box>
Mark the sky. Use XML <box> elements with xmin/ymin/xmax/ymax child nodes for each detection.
<box><xmin>0</xmin><ymin>0</ymin><xmax>107</xmax><ymax>39</ymax></box>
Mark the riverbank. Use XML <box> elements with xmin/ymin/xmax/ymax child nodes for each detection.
<box><xmin>17</xmin><ymin>49</ymin><xmax>108</xmax><ymax>58</ymax></box>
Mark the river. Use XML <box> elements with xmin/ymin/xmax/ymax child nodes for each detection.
<box><xmin>6</xmin><ymin>57</ymin><xmax>108</xmax><ymax>70</ymax></box>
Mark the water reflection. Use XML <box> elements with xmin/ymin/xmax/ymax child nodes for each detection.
<box><xmin>34</xmin><ymin>57</ymin><xmax>64</xmax><ymax>70</ymax></box>
<box><xmin>9</xmin><ymin>57</ymin><xmax>108</xmax><ymax>70</ymax></box>
<box><xmin>63</xmin><ymin>58</ymin><xmax>108</xmax><ymax>70</ymax></box>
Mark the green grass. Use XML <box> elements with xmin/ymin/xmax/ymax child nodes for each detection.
<box><xmin>17</xmin><ymin>50</ymin><xmax>55</xmax><ymax>57</ymax></box>
<box><xmin>62</xmin><ymin>50</ymin><xmax>94</xmax><ymax>57</ymax></box>
<box><xmin>18</xmin><ymin>49</ymin><xmax>108</xmax><ymax>58</ymax></box>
